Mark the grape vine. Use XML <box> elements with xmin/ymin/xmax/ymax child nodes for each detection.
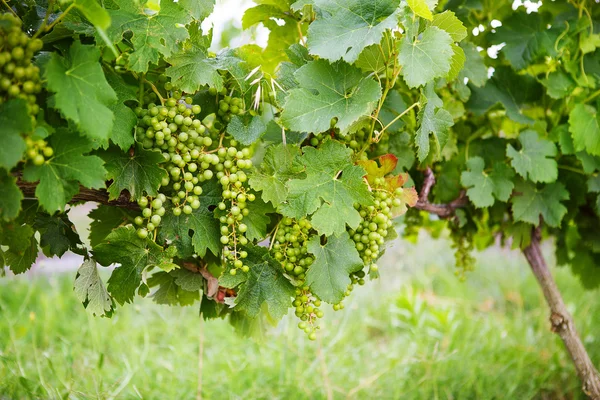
<box><xmin>1</xmin><ymin>0</ymin><xmax>600</xmax><ymax>394</ymax></box>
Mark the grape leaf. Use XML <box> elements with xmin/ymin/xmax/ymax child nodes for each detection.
<box><xmin>398</xmin><ymin>26</ymin><xmax>454</xmax><ymax>88</ymax></box>
<box><xmin>280</xmin><ymin>140</ymin><xmax>373</xmax><ymax>236</ymax></box>
<box><xmin>492</xmin><ymin>12</ymin><xmax>558</xmax><ymax>70</ymax></box>
<box><xmin>179</xmin><ymin>0</ymin><xmax>215</xmax><ymax>20</ymax></box>
<box><xmin>0</xmin><ymin>99</ymin><xmax>30</xmax><ymax>170</ymax></box>
<box><xmin>249</xmin><ymin>144</ymin><xmax>304</xmax><ymax>206</ymax></box>
<box><xmin>159</xmin><ymin>180</ymin><xmax>221</xmax><ymax>258</ymax></box>
<box><xmin>511</xmin><ymin>181</ymin><xmax>568</xmax><ymax>227</ymax></box>
<box><xmin>242</xmin><ymin>197</ymin><xmax>274</xmax><ymax>242</ymax></box>
<box><xmin>226</xmin><ymin>115</ymin><xmax>267</xmax><ymax>146</ymax></box>
<box><xmin>34</xmin><ymin>213</ymin><xmax>83</xmax><ymax>257</ymax></box>
<box><xmin>466</xmin><ymin>67</ymin><xmax>540</xmax><ymax>124</ymax></box>
<box><xmin>107</xmin><ymin>0</ymin><xmax>192</xmax><ymax>72</ymax></box>
<box><xmin>407</xmin><ymin>0</ymin><xmax>432</xmax><ymax>20</ymax></box>
<box><xmin>569</xmin><ymin>104</ymin><xmax>600</xmax><ymax>157</ymax></box>
<box><xmin>22</xmin><ymin>129</ymin><xmax>107</xmax><ymax>213</ymax></box>
<box><xmin>306</xmin><ymin>0</ymin><xmax>400</xmax><ymax>63</ymax></box>
<box><xmin>542</xmin><ymin>70</ymin><xmax>575</xmax><ymax>99</ymax></box>
<box><xmin>165</xmin><ymin>27</ymin><xmax>223</xmax><ymax>93</ymax></box>
<box><xmin>148</xmin><ymin>271</ymin><xmax>199</xmax><ymax>306</ymax></box>
<box><xmin>461</xmin><ymin>156</ymin><xmax>514</xmax><ymax>208</ymax></box>
<box><xmin>507</xmin><ymin>130</ymin><xmax>557</xmax><ymax>183</ymax></box>
<box><xmin>105</xmin><ymin>70</ymin><xmax>137</xmax><ymax>151</ymax></box>
<box><xmin>1</xmin><ymin>224</ymin><xmax>38</xmax><ymax>274</ymax></box>
<box><xmin>306</xmin><ymin>232</ymin><xmax>363</xmax><ymax>303</ymax></box>
<box><xmin>74</xmin><ymin>258</ymin><xmax>115</xmax><ymax>317</ymax></box>
<box><xmin>89</xmin><ymin>205</ymin><xmax>133</xmax><ymax>247</ymax></box>
<box><xmin>415</xmin><ymin>83</ymin><xmax>454</xmax><ymax>162</ymax></box>
<box><xmin>233</xmin><ymin>246</ymin><xmax>294</xmax><ymax>320</ymax></box>
<box><xmin>281</xmin><ymin>60</ymin><xmax>381</xmax><ymax>134</ymax></box>
<box><xmin>172</xmin><ymin>268</ymin><xmax>205</xmax><ymax>292</ymax></box>
<box><xmin>0</xmin><ymin>169</ymin><xmax>23</xmax><ymax>221</ymax></box>
<box><xmin>45</xmin><ymin>41</ymin><xmax>117</xmax><ymax>145</ymax></box>
<box><xmin>431</xmin><ymin>11</ymin><xmax>467</xmax><ymax>42</ymax></box>
<box><xmin>447</xmin><ymin>43</ymin><xmax>465</xmax><ymax>82</ymax></box>
<box><xmin>101</xmin><ymin>144</ymin><xmax>167</xmax><ymax>201</ymax></box>
<box><xmin>94</xmin><ymin>226</ymin><xmax>177</xmax><ymax>305</ymax></box>
<box><xmin>458</xmin><ymin>42</ymin><xmax>488</xmax><ymax>87</ymax></box>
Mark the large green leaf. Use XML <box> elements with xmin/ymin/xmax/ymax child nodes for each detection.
<box><xmin>94</xmin><ymin>226</ymin><xmax>177</xmax><ymax>305</ymax></box>
<box><xmin>232</xmin><ymin>246</ymin><xmax>294</xmax><ymax>320</ymax></box>
<box><xmin>107</xmin><ymin>0</ymin><xmax>192</xmax><ymax>72</ymax></box>
<box><xmin>398</xmin><ymin>26</ymin><xmax>454</xmax><ymax>88</ymax></box>
<box><xmin>461</xmin><ymin>157</ymin><xmax>514</xmax><ymax>208</ymax></box>
<box><xmin>306</xmin><ymin>0</ymin><xmax>401</xmax><ymax>63</ymax></box>
<box><xmin>507</xmin><ymin>130</ymin><xmax>557</xmax><ymax>183</ymax></box>
<box><xmin>249</xmin><ymin>144</ymin><xmax>304</xmax><ymax>206</ymax></box>
<box><xmin>45</xmin><ymin>42</ymin><xmax>117</xmax><ymax>145</ymax></box>
<box><xmin>569</xmin><ymin>104</ymin><xmax>600</xmax><ymax>157</ymax></box>
<box><xmin>306</xmin><ymin>232</ymin><xmax>363</xmax><ymax>303</ymax></box>
<box><xmin>74</xmin><ymin>258</ymin><xmax>115</xmax><ymax>317</ymax></box>
<box><xmin>0</xmin><ymin>223</ymin><xmax>38</xmax><ymax>274</ymax></box>
<box><xmin>415</xmin><ymin>83</ymin><xmax>454</xmax><ymax>162</ymax></box>
<box><xmin>492</xmin><ymin>12</ymin><xmax>558</xmax><ymax>70</ymax></box>
<box><xmin>280</xmin><ymin>140</ymin><xmax>373</xmax><ymax>236</ymax></box>
<box><xmin>22</xmin><ymin>129</ymin><xmax>107</xmax><ymax>213</ymax></box>
<box><xmin>281</xmin><ymin>60</ymin><xmax>381</xmax><ymax>133</ymax></box>
<box><xmin>511</xmin><ymin>181</ymin><xmax>568</xmax><ymax>227</ymax></box>
<box><xmin>101</xmin><ymin>144</ymin><xmax>167</xmax><ymax>201</ymax></box>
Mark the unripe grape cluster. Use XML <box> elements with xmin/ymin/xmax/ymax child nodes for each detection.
<box><xmin>133</xmin><ymin>89</ymin><xmax>255</xmax><ymax>272</ymax></box>
<box><xmin>0</xmin><ymin>13</ymin><xmax>43</xmax><ymax>116</ymax></box>
<box><xmin>208</xmin><ymin>87</ymin><xmax>244</xmax><ymax>123</ymax></box>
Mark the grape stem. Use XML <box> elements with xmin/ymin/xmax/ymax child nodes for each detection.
<box><xmin>377</xmin><ymin>101</ymin><xmax>420</xmax><ymax>137</ymax></box>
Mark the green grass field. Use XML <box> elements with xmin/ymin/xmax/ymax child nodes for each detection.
<box><xmin>1</xmin><ymin>235</ymin><xmax>599</xmax><ymax>399</ymax></box>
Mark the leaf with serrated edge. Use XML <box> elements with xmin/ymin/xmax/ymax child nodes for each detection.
<box><xmin>511</xmin><ymin>181</ymin><xmax>568</xmax><ymax>227</ymax></box>
<box><xmin>94</xmin><ymin>226</ymin><xmax>177</xmax><ymax>304</ymax></box>
<box><xmin>399</xmin><ymin>26</ymin><xmax>453</xmax><ymax>88</ymax></box>
<box><xmin>461</xmin><ymin>157</ymin><xmax>514</xmax><ymax>208</ymax></box>
<box><xmin>280</xmin><ymin>140</ymin><xmax>373</xmax><ymax>236</ymax></box>
<box><xmin>507</xmin><ymin>130</ymin><xmax>557</xmax><ymax>183</ymax></box>
<box><xmin>569</xmin><ymin>104</ymin><xmax>600</xmax><ymax>157</ymax></box>
<box><xmin>249</xmin><ymin>144</ymin><xmax>304</xmax><ymax>206</ymax></box>
<box><xmin>281</xmin><ymin>60</ymin><xmax>381</xmax><ymax>134</ymax></box>
<box><xmin>306</xmin><ymin>232</ymin><xmax>363</xmax><ymax>303</ymax></box>
<box><xmin>45</xmin><ymin>42</ymin><xmax>116</xmax><ymax>145</ymax></box>
<box><xmin>306</xmin><ymin>0</ymin><xmax>401</xmax><ymax>63</ymax></box>
<box><xmin>74</xmin><ymin>258</ymin><xmax>114</xmax><ymax>317</ymax></box>
<box><xmin>0</xmin><ymin>169</ymin><xmax>23</xmax><ymax>221</ymax></box>
<box><xmin>101</xmin><ymin>144</ymin><xmax>167</xmax><ymax>201</ymax></box>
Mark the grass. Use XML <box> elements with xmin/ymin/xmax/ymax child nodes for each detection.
<box><xmin>1</xmin><ymin>233</ymin><xmax>599</xmax><ymax>400</ymax></box>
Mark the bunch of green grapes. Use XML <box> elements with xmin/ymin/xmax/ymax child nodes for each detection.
<box><xmin>206</xmin><ymin>86</ymin><xmax>245</xmax><ymax>123</ymax></box>
<box><xmin>449</xmin><ymin>226</ymin><xmax>475</xmax><ymax>280</ymax></box>
<box><xmin>0</xmin><ymin>13</ymin><xmax>53</xmax><ymax>165</ymax></box>
<box><xmin>270</xmin><ymin>217</ymin><xmax>324</xmax><ymax>339</ymax></box>
<box><xmin>216</xmin><ymin>145</ymin><xmax>256</xmax><ymax>275</ymax></box>
<box><xmin>133</xmin><ymin>90</ymin><xmax>256</xmax><ymax>276</ymax></box>
<box><xmin>0</xmin><ymin>13</ymin><xmax>43</xmax><ymax>116</ymax></box>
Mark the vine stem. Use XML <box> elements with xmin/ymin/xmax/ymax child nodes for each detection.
<box><xmin>584</xmin><ymin>89</ymin><xmax>600</xmax><ymax>104</ymax></box>
<box><xmin>523</xmin><ymin>229</ymin><xmax>600</xmax><ymax>399</ymax></box>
